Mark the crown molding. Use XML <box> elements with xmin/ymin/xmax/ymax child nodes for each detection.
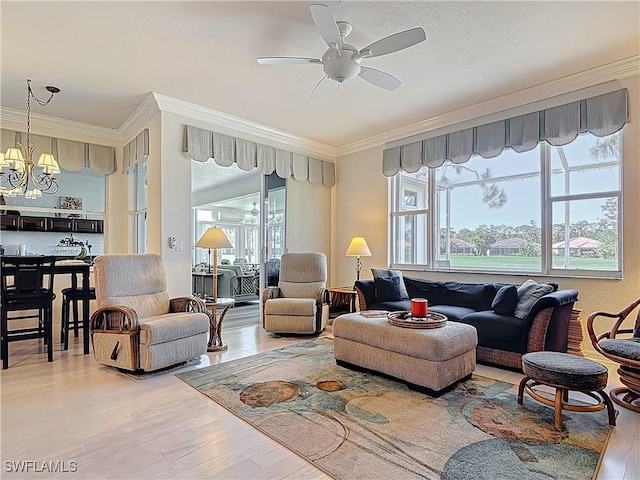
<box><xmin>336</xmin><ymin>55</ymin><xmax>640</xmax><ymax>157</ymax></box>
<box><xmin>152</xmin><ymin>93</ymin><xmax>337</xmax><ymax>161</ymax></box>
<box><xmin>0</xmin><ymin>106</ymin><xmax>122</xmax><ymax>145</ymax></box>
<box><xmin>119</xmin><ymin>93</ymin><xmax>161</xmax><ymax>143</ymax></box>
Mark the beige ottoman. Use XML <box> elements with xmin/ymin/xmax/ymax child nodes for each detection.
<box><xmin>333</xmin><ymin>313</ymin><xmax>478</xmax><ymax>396</ymax></box>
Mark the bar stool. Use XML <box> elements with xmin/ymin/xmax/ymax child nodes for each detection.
<box><xmin>1</xmin><ymin>256</ymin><xmax>57</xmax><ymax>369</ymax></box>
<box><xmin>60</xmin><ymin>286</ymin><xmax>96</xmax><ymax>350</ymax></box>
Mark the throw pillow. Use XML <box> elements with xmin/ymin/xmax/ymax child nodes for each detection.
<box><xmin>371</xmin><ymin>268</ymin><xmax>409</xmax><ymax>299</ymax></box>
<box><xmin>514</xmin><ymin>279</ymin><xmax>554</xmax><ymax>319</ymax></box>
<box><xmin>374</xmin><ymin>276</ymin><xmax>403</xmax><ymax>302</ymax></box>
<box><xmin>491</xmin><ymin>285</ymin><xmax>518</xmax><ymax>316</ymax></box>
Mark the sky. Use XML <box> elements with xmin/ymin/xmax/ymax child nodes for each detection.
<box><xmin>436</xmin><ymin>134</ymin><xmax>620</xmax><ymax>230</ymax></box>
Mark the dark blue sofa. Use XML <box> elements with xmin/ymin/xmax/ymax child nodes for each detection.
<box><xmin>354</xmin><ymin>276</ymin><xmax>578</xmax><ymax>370</ymax></box>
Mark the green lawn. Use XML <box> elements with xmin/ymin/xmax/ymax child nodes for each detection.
<box><xmin>441</xmin><ymin>254</ymin><xmax>617</xmax><ymax>271</ymax></box>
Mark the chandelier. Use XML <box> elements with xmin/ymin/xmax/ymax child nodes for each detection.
<box><xmin>0</xmin><ymin>79</ymin><xmax>61</xmax><ymax>198</ymax></box>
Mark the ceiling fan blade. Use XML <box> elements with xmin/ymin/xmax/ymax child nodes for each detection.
<box><xmin>310</xmin><ymin>76</ymin><xmax>334</xmax><ymax>99</ymax></box>
<box><xmin>359</xmin><ymin>66</ymin><xmax>401</xmax><ymax>90</ymax></box>
<box><xmin>257</xmin><ymin>57</ymin><xmax>321</xmax><ymax>65</ymax></box>
<box><xmin>310</xmin><ymin>4</ymin><xmax>342</xmax><ymax>51</ymax></box>
<box><xmin>360</xmin><ymin>27</ymin><xmax>426</xmax><ymax>58</ymax></box>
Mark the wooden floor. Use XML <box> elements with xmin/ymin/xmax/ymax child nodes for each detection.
<box><xmin>1</xmin><ymin>325</ymin><xmax>638</xmax><ymax>479</ymax></box>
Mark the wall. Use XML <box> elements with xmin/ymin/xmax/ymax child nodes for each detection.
<box><xmin>334</xmin><ymin>75</ymin><xmax>640</xmax><ymax>357</ymax></box>
<box><xmin>285</xmin><ymin>177</ymin><xmax>332</xmax><ymax>276</ymax></box>
<box><xmin>332</xmin><ymin>146</ymin><xmax>388</xmax><ymax>287</ymax></box>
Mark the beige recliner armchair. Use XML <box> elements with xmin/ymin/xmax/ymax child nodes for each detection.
<box><xmin>262</xmin><ymin>252</ymin><xmax>329</xmax><ymax>334</ymax></box>
<box><xmin>90</xmin><ymin>254</ymin><xmax>209</xmax><ymax>372</ymax></box>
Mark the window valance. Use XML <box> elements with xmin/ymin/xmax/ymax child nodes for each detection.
<box><xmin>0</xmin><ymin>129</ymin><xmax>117</xmax><ymax>175</ymax></box>
<box><xmin>382</xmin><ymin>88</ymin><xmax>628</xmax><ymax>177</ymax></box>
<box><xmin>122</xmin><ymin>129</ymin><xmax>149</xmax><ymax>174</ymax></box>
<box><xmin>183</xmin><ymin>125</ymin><xmax>336</xmax><ymax>187</ymax></box>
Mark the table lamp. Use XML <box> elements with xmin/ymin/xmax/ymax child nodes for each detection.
<box><xmin>345</xmin><ymin>236</ymin><xmax>372</xmax><ymax>284</ymax></box>
<box><xmin>195</xmin><ymin>227</ymin><xmax>233</xmax><ymax>301</ymax></box>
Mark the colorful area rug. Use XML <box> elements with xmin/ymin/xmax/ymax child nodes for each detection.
<box><xmin>177</xmin><ymin>338</ymin><xmax>611</xmax><ymax>480</ymax></box>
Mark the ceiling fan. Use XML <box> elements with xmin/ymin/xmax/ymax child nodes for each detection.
<box><xmin>257</xmin><ymin>4</ymin><xmax>427</xmax><ymax>99</ymax></box>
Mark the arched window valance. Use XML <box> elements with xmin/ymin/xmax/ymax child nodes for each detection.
<box><xmin>383</xmin><ymin>87</ymin><xmax>628</xmax><ymax>177</ymax></box>
<box><xmin>183</xmin><ymin>125</ymin><xmax>336</xmax><ymax>187</ymax></box>
<box><xmin>0</xmin><ymin>129</ymin><xmax>117</xmax><ymax>175</ymax></box>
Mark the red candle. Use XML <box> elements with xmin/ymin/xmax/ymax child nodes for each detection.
<box><xmin>411</xmin><ymin>298</ymin><xmax>428</xmax><ymax>317</ymax></box>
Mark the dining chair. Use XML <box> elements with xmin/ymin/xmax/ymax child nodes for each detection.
<box><xmin>0</xmin><ymin>255</ymin><xmax>57</xmax><ymax>369</ymax></box>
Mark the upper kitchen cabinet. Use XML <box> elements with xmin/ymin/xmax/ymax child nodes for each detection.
<box><xmin>0</xmin><ymin>212</ymin><xmax>19</xmax><ymax>231</ymax></box>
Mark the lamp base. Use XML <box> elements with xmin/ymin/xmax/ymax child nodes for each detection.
<box><xmin>207</xmin><ymin>344</ymin><xmax>228</xmax><ymax>352</ymax></box>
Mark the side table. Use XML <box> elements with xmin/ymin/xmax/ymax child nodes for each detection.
<box><xmin>204</xmin><ymin>297</ymin><xmax>235</xmax><ymax>352</ymax></box>
<box><xmin>328</xmin><ymin>286</ymin><xmax>358</xmax><ymax>319</ymax></box>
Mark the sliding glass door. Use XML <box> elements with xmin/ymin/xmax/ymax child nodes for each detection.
<box><xmin>260</xmin><ymin>173</ymin><xmax>286</xmax><ymax>291</ymax></box>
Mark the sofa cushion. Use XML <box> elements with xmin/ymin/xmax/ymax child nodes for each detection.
<box><xmin>374</xmin><ymin>276</ymin><xmax>404</xmax><ymax>302</ymax></box>
<box><xmin>491</xmin><ymin>285</ymin><xmax>518</xmax><ymax>316</ymax></box>
<box><xmin>459</xmin><ymin>310</ymin><xmax>528</xmax><ymax>353</ymax></box>
<box><xmin>428</xmin><ymin>305</ymin><xmax>476</xmax><ymax>323</ymax></box>
<box><xmin>514</xmin><ymin>279</ymin><xmax>554</xmax><ymax>319</ymax></box>
<box><xmin>371</xmin><ymin>268</ymin><xmax>409</xmax><ymax>299</ymax></box>
<box><xmin>403</xmin><ymin>277</ymin><xmax>443</xmax><ymax>305</ymax></box>
<box><xmin>440</xmin><ymin>282</ymin><xmax>499</xmax><ymax>310</ymax></box>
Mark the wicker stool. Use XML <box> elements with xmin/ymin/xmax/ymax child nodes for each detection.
<box><xmin>517</xmin><ymin>351</ymin><xmax>617</xmax><ymax>429</ymax></box>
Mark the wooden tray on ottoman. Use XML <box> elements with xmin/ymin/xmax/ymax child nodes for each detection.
<box><xmin>387</xmin><ymin>311</ymin><xmax>447</xmax><ymax>329</ymax></box>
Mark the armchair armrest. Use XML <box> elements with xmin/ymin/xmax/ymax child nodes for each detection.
<box><xmin>170</xmin><ymin>296</ymin><xmax>206</xmax><ymax>314</ymax></box>
<box><xmin>262</xmin><ymin>286</ymin><xmax>280</xmax><ymax>303</ymax></box>
<box><xmin>89</xmin><ymin>305</ymin><xmax>141</xmax><ymax>371</ymax></box>
<box><xmin>90</xmin><ymin>305</ymin><xmax>140</xmax><ymax>333</ymax></box>
<box><xmin>316</xmin><ymin>287</ymin><xmax>330</xmax><ymax>304</ymax></box>
<box><xmin>587</xmin><ymin>297</ymin><xmax>640</xmax><ymax>348</ymax></box>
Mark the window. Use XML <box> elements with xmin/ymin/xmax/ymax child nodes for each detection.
<box><xmin>390</xmin><ymin>171</ymin><xmax>428</xmax><ymax>265</ymax></box>
<box><xmin>390</xmin><ymin>132</ymin><xmax>622</xmax><ymax>277</ymax></box>
<box><xmin>130</xmin><ymin>159</ymin><xmax>147</xmax><ymax>253</ymax></box>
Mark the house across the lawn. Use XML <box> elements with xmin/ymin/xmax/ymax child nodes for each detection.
<box><xmin>552</xmin><ymin>237</ymin><xmax>601</xmax><ymax>256</ymax></box>
<box><xmin>490</xmin><ymin>237</ymin><xmax>530</xmax><ymax>255</ymax></box>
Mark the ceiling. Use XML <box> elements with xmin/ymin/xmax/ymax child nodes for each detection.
<box><xmin>1</xmin><ymin>2</ymin><xmax>638</xmax><ymax>149</ymax></box>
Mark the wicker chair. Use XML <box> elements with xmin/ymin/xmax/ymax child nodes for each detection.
<box><xmin>587</xmin><ymin>298</ymin><xmax>640</xmax><ymax>413</ymax></box>
<box><xmin>90</xmin><ymin>254</ymin><xmax>209</xmax><ymax>372</ymax></box>
<box><xmin>262</xmin><ymin>252</ymin><xmax>329</xmax><ymax>334</ymax></box>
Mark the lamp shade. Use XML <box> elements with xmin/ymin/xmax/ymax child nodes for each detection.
<box><xmin>5</xmin><ymin>147</ymin><xmax>25</xmax><ymax>170</ymax></box>
<box><xmin>37</xmin><ymin>153</ymin><xmax>60</xmax><ymax>174</ymax></box>
<box><xmin>196</xmin><ymin>227</ymin><xmax>233</xmax><ymax>249</ymax></box>
<box><xmin>345</xmin><ymin>237</ymin><xmax>372</xmax><ymax>257</ymax></box>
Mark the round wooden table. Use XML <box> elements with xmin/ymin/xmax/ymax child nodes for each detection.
<box><xmin>204</xmin><ymin>297</ymin><xmax>235</xmax><ymax>352</ymax></box>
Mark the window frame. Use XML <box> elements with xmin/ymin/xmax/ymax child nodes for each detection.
<box><xmin>129</xmin><ymin>158</ymin><xmax>147</xmax><ymax>254</ymax></box>
<box><xmin>389</xmin><ymin>132</ymin><xmax>623</xmax><ymax>279</ymax></box>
